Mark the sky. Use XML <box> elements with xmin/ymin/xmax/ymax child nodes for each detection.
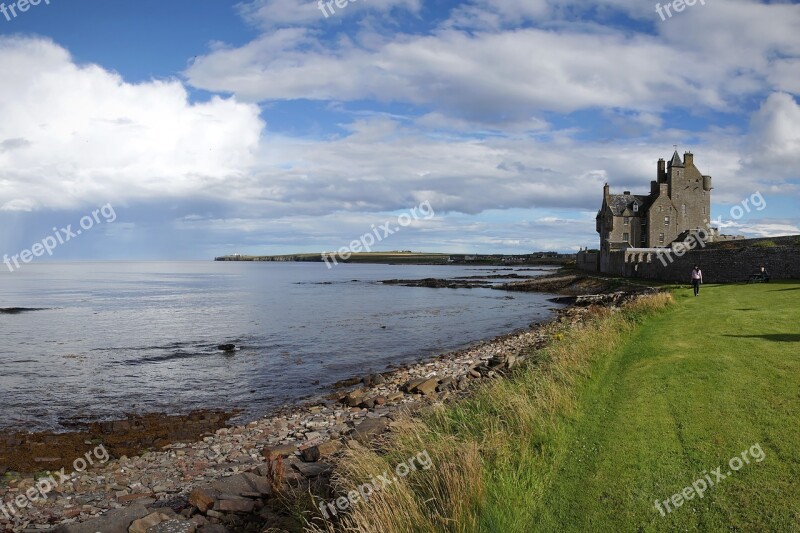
<box><xmin>0</xmin><ymin>0</ymin><xmax>798</xmax><ymax>260</ymax></box>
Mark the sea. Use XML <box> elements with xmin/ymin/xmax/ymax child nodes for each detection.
<box><xmin>0</xmin><ymin>262</ymin><xmax>561</xmax><ymax>432</ymax></box>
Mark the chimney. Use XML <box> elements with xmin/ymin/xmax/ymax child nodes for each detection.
<box><xmin>657</xmin><ymin>158</ymin><xmax>666</xmax><ymax>183</ymax></box>
<box><xmin>684</xmin><ymin>151</ymin><xmax>694</xmax><ymax>167</ymax></box>
<box><xmin>603</xmin><ymin>183</ymin><xmax>610</xmax><ymax>198</ymax></box>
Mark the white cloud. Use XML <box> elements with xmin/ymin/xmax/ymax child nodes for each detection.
<box><xmin>0</xmin><ymin>36</ymin><xmax>264</xmax><ymax>211</ymax></box>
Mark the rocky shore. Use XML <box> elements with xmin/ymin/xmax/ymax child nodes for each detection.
<box><xmin>0</xmin><ymin>275</ymin><xmax>655</xmax><ymax>533</ymax></box>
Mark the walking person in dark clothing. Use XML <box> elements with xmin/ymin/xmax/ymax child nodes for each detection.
<box><xmin>691</xmin><ymin>265</ymin><xmax>703</xmax><ymax>296</ymax></box>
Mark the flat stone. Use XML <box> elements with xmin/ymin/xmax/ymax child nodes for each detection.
<box><xmin>129</xmin><ymin>511</ymin><xmax>165</xmax><ymax>533</ymax></box>
<box><xmin>214</xmin><ymin>498</ymin><xmax>255</xmax><ymax>513</ymax></box>
<box><xmin>50</xmin><ymin>504</ymin><xmax>150</xmax><ymax>533</ymax></box>
<box><xmin>147</xmin><ymin>520</ymin><xmax>197</xmax><ymax>533</ymax></box>
<box><xmin>189</xmin><ymin>487</ymin><xmax>219</xmax><ymax>513</ymax></box>
<box><xmin>261</xmin><ymin>444</ymin><xmax>297</xmax><ymax>459</ymax></box>
<box><xmin>414</xmin><ymin>378</ymin><xmax>439</xmax><ymax>395</ymax></box>
<box><xmin>292</xmin><ymin>461</ymin><xmax>333</xmax><ymax>478</ymax></box>
<box><xmin>211</xmin><ymin>474</ymin><xmax>257</xmax><ymax>497</ymax></box>
<box><xmin>402</xmin><ymin>378</ymin><xmax>426</xmax><ymax>393</ymax></box>
<box><xmin>351</xmin><ymin>417</ymin><xmax>389</xmax><ymax>444</ymax></box>
<box><xmin>197</xmin><ymin>525</ymin><xmax>230</xmax><ymax>533</ymax></box>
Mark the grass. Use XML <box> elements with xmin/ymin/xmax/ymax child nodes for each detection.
<box><xmin>752</xmin><ymin>240</ymin><xmax>777</xmax><ymax>248</ymax></box>
<box><xmin>313</xmin><ymin>282</ymin><xmax>800</xmax><ymax>532</ymax></box>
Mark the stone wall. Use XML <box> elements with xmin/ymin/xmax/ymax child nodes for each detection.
<box><xmin>606</xmin><ymin>235</ymin><xmax>800</xmax><ymax>283</ymax></box>
<box><xmin>576</xmin><ymin>250</ymin><xmax>599</xmax><ymax>272</ymax></box>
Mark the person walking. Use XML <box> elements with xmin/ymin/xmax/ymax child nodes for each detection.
<box><xmin>691</xmin><ymin>265</ymin><xmax>703</xmax><ymax>296</ymax></box>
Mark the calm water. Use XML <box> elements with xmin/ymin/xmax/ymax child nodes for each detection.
<box><xmin>0</xmin><ymin>262</ymin><xmax>561</xmax><ymax>432</ymax></box>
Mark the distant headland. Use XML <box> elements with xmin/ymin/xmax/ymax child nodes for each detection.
<box><xmin>214</xmin><ymin>251</ymin><xmax>576</xmax><ymax>266</ymax></box>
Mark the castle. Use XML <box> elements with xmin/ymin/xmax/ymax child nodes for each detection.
<box><xmin>592</xmin><ymin>151</ymin><xmax>718</xmax><ymax>273</ymax></box>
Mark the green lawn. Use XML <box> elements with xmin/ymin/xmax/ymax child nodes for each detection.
<box><xmin>534</xmin><ymin>281</ymin><xmax>800</xmax><ymax>531</ymax></box>
<box><xmin>315</xmin><ymin>282</ymin><xmax>800</xmax><ymax>533</ymax></box>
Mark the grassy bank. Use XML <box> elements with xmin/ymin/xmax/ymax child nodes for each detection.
<box><xmin>311</xmin><ymin>282</ymin><xmax>800</xmax><ymax>532</ymax></box>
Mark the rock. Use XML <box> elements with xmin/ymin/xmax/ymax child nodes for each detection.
<box><xmin>343</xmin><ymin>389</ymin><xmax>366</xmax><ymax>407</ymax></box>
<box><xmin>292</xmin><ymin>461</ymin><xmax>333</xmax><ymax>478</ymax></box>
<box><xmin>50</xmin><ymin>504</ymin><xmax>150</xmax><ymax>533</ymax></box>
<box><xmin>197</xmin><ymin>525</ymin><xmax>230</xmax><ymax>533</ymax></box>
<box><xmin>217</xmin><ymin>344</ymin><xmax>236</xmax><ymax>352</ymax></box>
<box><xmin>118</xmin><ymin>492</ymin><xmax>155</xmax><ymax>503</ymax></box>
<box><xmin>301</xmin><ymin>440</ymin><xmax>342</xmax><ymax>462</ymax></box>
<box><xmin>437</xmin><ymin>377</ymin><xmax>454</xmax><ymax>391</ymax></box>
<box><xmin>262</xmin><ymin>444</ymin><xmax>297</xmax><ymax>459</ymax></box>
<box><xmin>402</xmin><ymin>378</ymin><xmax>426</xmax><ymax>393</ymax></box>
<box><xmin>211</xmin><ymin>473</ymin><xmax>271</xmax><ymax>497</ymax></box>
<box><xmin>358</xmin><ymin>398</ymin><xmax>375</xmax><ymax>409</ymax></box>
<box><xmin>129</xmin><ymin>511</ymin><xmax>165</xmax><ymax>533</ymax></box>
<box><xmin>147</xmin><ymin>520</ymin><xmax>197</xmax><ymax>533</ymax></box>
<box><xmin>332</xmin><ymin>376</ymin><xmax>361</xmax><ymax>388</ymax></box>
<box><xmin>373</xmin><ymin>373</ymin><xmax>387</xmax><ymax>385</ymax></box>
<box><xmin>374</xmin><ymin>396</ymin><xmax>387</xmax><ymax>406</ymax></box>
<box><xmin>189</xmin><ymin>487</ymin><xmax>219</xmax><ymax>513</ymax></box>
<box><xmin>351</xmin><ymin>417</ymin><xmax>389</xmax><ymax>444</ymax></box>
<box><xmin>414</xmin><ymin>378</ymin><xmax>439</xmax><ymax>396</ymax></box>
<box><xmin>214</xmin><ymin>498</ymin><xmax>255</xmax><ymax>513</ymax></box>
<box><xmin>468</xmin><ymin>369</ymin><xmax>481</xmax><ymax>379</ymax></box>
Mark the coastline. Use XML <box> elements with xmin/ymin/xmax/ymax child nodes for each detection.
<box><xmin>0</xmin><ymin>273</ymin><xmax>650</xmax><ymax>532</ymax></box>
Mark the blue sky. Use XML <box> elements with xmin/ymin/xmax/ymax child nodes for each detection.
<box><xmin>0</xmin><ymin>0</ymin><xmax>798</xmax><ymax>260</ymax></box>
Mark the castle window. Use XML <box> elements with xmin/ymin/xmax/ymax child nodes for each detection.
<box><xmin>664</xmin><ymin>216</ymin><xmax>670</xmax><ymax>226</ymax></box>
<box><xmin>623</xmin><ymin>232</ymin><xmax>629</xmax><ymax>243</ymax></box>
<box><xmin>702</xmin><ymin>207</ymin><xmax>706</xmax><ymax>214</ymax></box>
<box><xmin>658</xmin><ymin>205</ymin><xmax>663</xmax><ymax>213</ymax></box>
<box><xmin>682</xmin><ymin>204</ymin><xmax>686</xmax><ymax>215</ymax></box>
<box><xmin>659</xmin><ymin>233</ymin><xmax>665</xmax><ymax>243</ymax></box>
<box><xmin>624</xmin><ymin>217</ymin><xmax>630</xmax><ymax>225</ymax></box>
<box><xmin>633</xmin><ymin>204</ymin><xmax>639</xmax><ymax>213</ymax></box>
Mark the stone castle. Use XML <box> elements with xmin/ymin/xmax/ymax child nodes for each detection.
<box><xmin>593</xmin><ymin>151</ymin><xmax>722</xmax><ymax>272</ymax></box>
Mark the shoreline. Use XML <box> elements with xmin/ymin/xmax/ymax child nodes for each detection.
<box><xmin>0</xmin><ymin>274</ymin><xmax>650</xmax><ymax>532</ymax></box>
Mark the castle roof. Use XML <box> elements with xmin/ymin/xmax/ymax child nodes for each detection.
<box><xmin>606</xmin><ymin>192</ymin><xmax>651</xmax><ymax>216</ymax></box>
<box><xmin>668</xmin><ymin>150</ymin><xmax>683</xmax><ymax>168</ymax></box>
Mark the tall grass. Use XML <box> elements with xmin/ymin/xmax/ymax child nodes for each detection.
<box><xmin>304</xmin><ymin>292</ymin><xmax>674</xmax><ymax>532</ymax></box>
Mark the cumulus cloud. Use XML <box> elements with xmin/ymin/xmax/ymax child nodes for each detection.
<box><xmin>0</xmin><ymin>36</ymin><xmax>264</xmax><ymax>211</ymax></box>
